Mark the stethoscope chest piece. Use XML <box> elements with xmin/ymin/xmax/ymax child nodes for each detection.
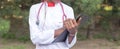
<box><xmin>36</xmin><ymin>20</ymin><xmax>39</xmax><ymax>25</ymax></box>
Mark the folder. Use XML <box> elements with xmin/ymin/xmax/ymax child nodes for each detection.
<box><xmin>53</xmin><ymin>13</ymin><xmax>89</xmax><ymax>43</ymax></box>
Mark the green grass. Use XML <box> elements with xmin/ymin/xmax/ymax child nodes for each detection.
<box><xmin>0</xmin><ymin>18</ymin><xmax>10</xmax><ymax>38</ymax></box>
<box><xmin>1</xmin><ymin>45</ymin><xmax>26</xmax><ymax>49</ymax></box>
<box><xmin>77</xmin><ymin>33</ymin><xmax>87</xmax><ymax>40</ymax></box>
<box><xmin>0</xmin><ymin>38</ymin><xmax>34</xmax><ymax>49</ymax></box>
<box><xmin>0</xmin><ymin>18</ymin><xmax>10</xmax><ymax>33</ymax></box>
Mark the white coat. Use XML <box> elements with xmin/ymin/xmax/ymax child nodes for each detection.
<box><xmin>29</xmin><ymin>2</ymin><xmax>77</xmax><ymax>49</ymax></box>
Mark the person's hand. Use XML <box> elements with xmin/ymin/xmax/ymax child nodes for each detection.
<box><xmin>63</xmin><ymin>19</ymin><xmax>78</xmax><ymax>35</ymax></box>
<box><xmin>63</xmin><ymin>18</ymin><xmax>82</xmax><ymax>44</ymax></box>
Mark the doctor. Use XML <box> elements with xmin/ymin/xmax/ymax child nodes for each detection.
<box><xmin>29</xmin><ymin>0</ymin><xmax>81</xmax><ymax>49</ymax></box>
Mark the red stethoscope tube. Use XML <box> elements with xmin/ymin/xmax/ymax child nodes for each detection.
<box><xmin>36</xmin><ymin>2</ymin><xmax>67</xmax><ymax>25</ymax></box>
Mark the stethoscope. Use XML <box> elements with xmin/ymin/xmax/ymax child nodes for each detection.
<box><xmin>36</xmin><ymin>2</ymin><xmax>67</xmax><ymax>26</ymax></box>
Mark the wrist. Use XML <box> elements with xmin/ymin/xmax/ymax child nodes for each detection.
<box><xmin>69</xmin><ymin>33</ymin><xmax>75</xmax><ymax>37</ymax></box>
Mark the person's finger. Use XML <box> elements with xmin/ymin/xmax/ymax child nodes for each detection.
<box><xmin>67</xmin><ymin>19</ymin><xmax>72</xmax><ymax>29</ymax></box>
<box><xmin>66</xmin><ymin>22</ymin><xmax>70</xmax><ymax>30</ymax></box>
<box><xmin>67</xmin><ymin>19</ymin><xmax>74</xmax><ymax>30</ymax></box>
<box><xmin>63</xmin><ymin>19</ymin><xmax>69</xmax><ymax>27</ymax></box>
<box><xmin>69</xmin><ymin>19</ymin><xmax>74</xmax><ymax>28</ymax></box>
<box><xmin>64</xmin><ymin>20</ymin><xmax>69</xmax><ymax>29</ymax></box>
<box><xmin>64</xmin><ymin>19</ymin><xmax>75</xmax><ymax>30</ymax></box>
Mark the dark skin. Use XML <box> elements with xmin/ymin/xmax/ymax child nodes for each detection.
<box><xmin>55</xmin><ymin>18</ymin><xmax>81</xmax><ymax>44</ymax></box>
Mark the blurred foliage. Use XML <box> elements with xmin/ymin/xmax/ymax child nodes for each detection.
<box><xmin>77</xmin><ymin>33</ymin><xmax>87</xmax><ymax>40</ymax></box>
<box><xmin>93</xmin><ymin>32</ymin><xmax>113</xmax><ymax>40</ymax></box>
<box><xmin>17</xmin><ymin>35</ymin><xmax>30</xmax><ymax>42</ymax></box>
<box><xmin>0</xmin><ymin>0</ymin><xmax>31</xmax><ymax>20</ymax></box>
<box><xmin>98</xmin><ymin>0</ymin><xmax>120</xmax><ymax>31</ymax></box>
<box><xmin>63</xmin><ymin>0</ymin><xmax>103</xmax><ymax>16</ymax></box>
<box><xmin>0</xmin><ymin>18</ymin><xmax>10</xmax><ymax>33</ymax></box>
<box><xmin>78</xmin><ymin>0</ymin><xmax>103</xmax><ymax>16</ymax></box>
<box><xmin>1</xmin><ymin>33</ymin><xmax>16</xmax><ymax>39</ymax></box>
<box><xmin>0</xmin><ymin>0</ymin><xmax>120</xmax><ymax>41</ymax></box>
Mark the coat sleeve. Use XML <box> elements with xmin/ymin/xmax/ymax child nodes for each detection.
<box><xmin>29</xmin><ymin>5</ymin><xmax>55</xmax><ymax>45</ymax></box>
<box><xmin>65</xmin><ymin>33</ymin><xmax>77</xmax><ymax>48</ymax></box>
<box><xmin>65</xmin><ymin>6</ymin><xmax>77</xmax><ymax>48</ymax></box>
